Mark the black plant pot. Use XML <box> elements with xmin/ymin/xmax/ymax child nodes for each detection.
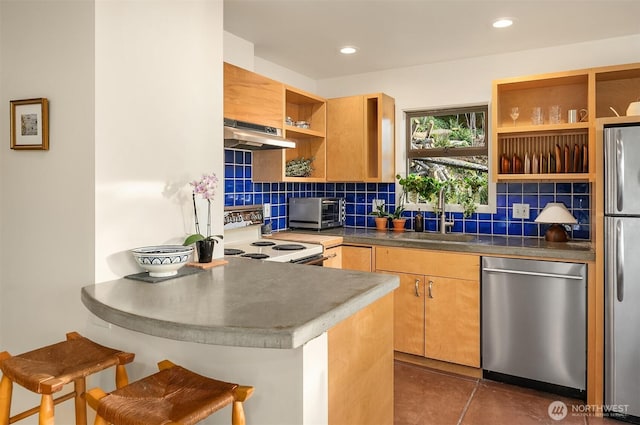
<box><xmin>196</xmin><ymin>239</ymin><xmax>215</xmax><ymax>263</ymax></box>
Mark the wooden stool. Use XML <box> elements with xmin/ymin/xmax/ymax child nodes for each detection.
<box><xmin>0</xmin><ymin>331</ymin><xmax>134</xmax><ymax>425</ymax></box>
<box><xmin>85</xmin><ymin>360</ymin><xmax>254</xmax><ymax>425</ymax></box>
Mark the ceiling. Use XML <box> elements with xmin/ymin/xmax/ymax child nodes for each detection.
<box><xmin>223</xmin><ymin>0</ymin><xmax>640</xmax><ymax>80</ymax></box>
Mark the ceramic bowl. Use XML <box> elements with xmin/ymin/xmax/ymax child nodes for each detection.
<box><xmin>131</xmin><ymin>245</ymin><xmax>194</xmax><ymax>277</ymax></box>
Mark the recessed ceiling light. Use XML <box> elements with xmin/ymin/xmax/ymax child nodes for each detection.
<box><xmin>492</xmin><ymin>18</ymin><xmax>513</xmax><ymax>28</ymax></box>
<box><xmin>340</xmin><ymin>46</ymin><xmax>357</xmax><ymax>55</ymax></box>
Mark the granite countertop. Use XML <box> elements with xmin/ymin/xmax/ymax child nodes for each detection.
<box><xmin>277</xmin><ymin>228</ymin><xmax>595</xmax><ymax>262</ymax></box>
<box><xmin>81</xmin><ymin>258</ymin><xmax>399</xmax><ymax>349</ymax></box>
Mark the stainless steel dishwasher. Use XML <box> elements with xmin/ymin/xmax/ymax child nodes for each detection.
<box><xmin>482</xmin><ymin>257</ymin><xmax>587</xmax><ymax>398</ymax></box>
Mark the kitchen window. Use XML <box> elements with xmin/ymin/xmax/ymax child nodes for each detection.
<box><xmin>404</xmin><ymin>105</ymin><xmax>495</xmax><ymax>215</ymax></box>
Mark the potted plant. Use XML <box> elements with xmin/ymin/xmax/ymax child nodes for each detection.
<box><xmin>183</xmin><ymin>173</ymin><xmax>223</xmax><ymax>263</ymax></box>
<box><xmin>285</xmin><ymin>157</ymin><xmax>314</xmax><ymax>177</ymax></box>
<box><xmin>396</xmin><ymin>174</ymin><xmax>422</xmax><ymax>203</ymax></box>
<box><xmin>390</xmin><ymin>203</ymin><xmax>407</xmax><ymax>231</ymax></box>
<box><xmin>369</xmin><ymin>202</ymin><xmax>390</xmax><ymax>231</ymax></box>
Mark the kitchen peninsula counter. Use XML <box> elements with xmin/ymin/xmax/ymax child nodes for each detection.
<box><xmin>81</xmin><ymin>257</ymin><xmax>398</xmax><ymax>349</ymax></box>
<box><xmin>82</xmin><ymin>258</ymin><xmax>398</xmax><ymax>424</ymax></box>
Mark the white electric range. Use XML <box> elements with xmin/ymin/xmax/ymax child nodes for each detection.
<box><xmin>223</xmin><ymin>205</ymin><xmax>324</xmax><ymax>264</ymax></box>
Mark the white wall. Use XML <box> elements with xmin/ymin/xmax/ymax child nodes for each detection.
<box><xmin>0</xmin><ymin>1</ymin><xmax>224</xmax><ymax>422</ymax></box>
<box><xmin>0</xmin><ymin>0</ymin><xmax>95</xmax><ymax>352</ymax></box>
<box><xmin>0</xmin><ymin>1</ymin><xmax>95</xmax><ymax>420</ymax></box>
<box><xmin>223</xmin><ymin>31</ymin><xmax>317</xmax><ymax>94</ymax></box>
<box><xmin>315</xmin><ymin>34</ymin><xmax>640</xmax><ymax>176</ymax></box>
<box><xmin>94</xmin><ymin>1</ymin><xmax>224</xmax><ymax>282</ymax></box>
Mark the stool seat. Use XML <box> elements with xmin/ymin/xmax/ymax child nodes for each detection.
<box><xmin>1</xmin><ymin>335</ymin><xmax>133</xmax><ymax>395</ymax></box>
<box><xmin>0</xmin><ymin>332</ymin><xmax>134</xmax><ymax>425</ymax></box>
<box><xmin>86</xmin><ymin>360</ymin><xmax>254</xmax><ymax>425</ymax></box>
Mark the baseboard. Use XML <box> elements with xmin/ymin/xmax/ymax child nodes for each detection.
<box><xmin>394</xmin><ymin>352</ymin><xmax>482</xmax><ymax>379</ymax></box>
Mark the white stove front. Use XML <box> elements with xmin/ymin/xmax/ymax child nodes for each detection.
<box><xmin>223</xmin><ymin>204</ymin><xmax>323</xmax><ymax>263</ymax></box>
<box><xmin>224</xmin><ymin>238</ymin><xmax>323</xmax><ymax>263</ymax></box>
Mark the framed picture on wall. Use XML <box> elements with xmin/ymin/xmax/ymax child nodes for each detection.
<box><xmin>10</xmin><ymin>98</ymin><xmax>49</xmax><ymax>150</ymax></box>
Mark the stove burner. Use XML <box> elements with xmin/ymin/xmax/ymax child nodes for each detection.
<box><xmin>251</xmin><ymin>241</ymin><xmax>276</xmax><ymax>247</ymax></box>
<box><xmin>272</xmin><ymin>244</ymin><xmax>305</xmax><ymax>251</ymax></box>
<box><xmin>224</xmin><ymin>248</ymin><xmax>245</xmax><ymax>256</ymax></box>
<box><xmin>241</xmin><ymin>253</ymin><xmax>270</xmax><ymax>259</ymax></box>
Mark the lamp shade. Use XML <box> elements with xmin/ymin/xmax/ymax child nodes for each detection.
<box><xmin>535</xmin><ymin>203</ymin><xmax>577</xmax><ymax>224</ymax></box>
<box><xmin>535</xmin><ymin>203</ymin><xmax>577</xmax><ymax>242</ymax></box>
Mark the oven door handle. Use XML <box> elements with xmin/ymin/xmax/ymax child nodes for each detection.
<box><xmin>291</xmin><ymin>253</ymin><xmax>335</xmax><ymax>265</ymax></box>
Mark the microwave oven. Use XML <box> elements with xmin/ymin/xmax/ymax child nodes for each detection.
<box><xmin>288</xmin><ymin>197</ymin><xmax>345</xmax><ymax>230</ymax></box>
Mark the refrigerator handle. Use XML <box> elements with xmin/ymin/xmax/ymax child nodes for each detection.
<box><xmin>616</xmin><ymin>136</ymin><xmax>624</xmax><ymax>212</ymax></box>
<box><xmin>617</xmin><ymin>219</ymin><xmax>624</xmax><ymax>302</ymax></box>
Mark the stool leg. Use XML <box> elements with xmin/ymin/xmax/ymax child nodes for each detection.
<box><xmin>0</xmin><ymin>375</ymin><xmax>13</xmax><ymax>425</ymax></box>
<box><xmin>74</xmin><ymin>378</ymin><xmax>87</xmax><ymax>425</ymax></box>
<box><xmin>231</xmin><ymin>386</ymin><xmax>254</xmax><ymax>425</ymax></box>
<box><xmin>115</xmin><ymin>364</ymin><xmax>129</xmax><ymax>389</ymax></box>
<box><xmin>85</xmin><ymin>388</ymin><xmax>108</xmax><ymax>425</ymax></box>
<box><xmin>38</xmin><ymin>394</ymin><xmax>54</xmax><ymax>425</ymax></box>
<box><xmin>231</xmin><ymin>401</ymin><xmax>246</xmax><ymax>425</ymax></box>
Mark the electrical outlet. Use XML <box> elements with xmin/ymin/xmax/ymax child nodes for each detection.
<box><xmin>263</xmin><ymin>203</ymin><xmax>271</xmax><ymax>219</ymax></box>
<box><xmin>513</xmin><ymin>203</ymin><xmax>530</xmax><ymax>219</ymax></box>
<box><xmin>372</xmin><ymin>199</ymin><xmax>385</xmax><ymax>210</ymax></box>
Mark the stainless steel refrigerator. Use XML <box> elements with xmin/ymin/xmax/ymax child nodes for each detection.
<box><xmin>605</xmin><ymin>122</ymin><xmax>640</xmax><ymax>422</ymax></box>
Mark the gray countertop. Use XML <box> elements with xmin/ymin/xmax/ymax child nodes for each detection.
<box><xmin>286</xmin><ymin>228</ymin><xmax>595</xmax><ymax>262</ymax></box>
<box><xmin>81</xmin><ymin>258</ymin><xmax>399</xmax><ymax>349</ymax></box>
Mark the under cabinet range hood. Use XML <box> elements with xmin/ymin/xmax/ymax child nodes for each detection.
<box><xmin>223</xmin><ymin>118</ymin><xmax>295</xmax><ymax>150</ymax></box>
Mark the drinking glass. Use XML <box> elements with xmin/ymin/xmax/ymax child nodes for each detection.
<box><xmin>549</xmin><ymin>105</ymin><xmax>561</xmax><ymax>124</ymax></box>
<box><xmin>531</xmin><ymin>107</ymin><xmax>543</xmax><ymax>125</ymax></box>
<box><xmin>510</xmin><ymin>107</ymin><xmax>520</xmax><ymax>126</ymax></box>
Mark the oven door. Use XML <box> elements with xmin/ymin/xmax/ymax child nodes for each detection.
<box><xmin>290</xmin><ymin>254</ymin><xmax>329</xmax><ymax>266</ymax></box>
<box><xmin>320</xmin><ymin>199</ymin><xmax>344</xmax><ymax>228</ymax></box>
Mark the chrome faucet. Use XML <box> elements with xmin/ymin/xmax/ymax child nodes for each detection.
<box><xmin>438</xmin><ymin>187</ymin><xmax>454</xmax><ymax>234</ymax></box>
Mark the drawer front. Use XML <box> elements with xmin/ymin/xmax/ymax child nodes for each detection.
<box><xmin>375</xmin><ymin>246</ymin><xmax>479</xmax><ymax>280</ymax></box>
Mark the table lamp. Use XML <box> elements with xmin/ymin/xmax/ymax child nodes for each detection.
<box><xmin>535</xmin><ymin>202</ymin><xmax>577</xmax><ymax>242</ymax></box>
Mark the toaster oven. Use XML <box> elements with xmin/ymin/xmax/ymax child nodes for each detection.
<box><xmin>288</xmin><ymin>197</ymin><xmax>345</xmax><ymax>230</ymax></box>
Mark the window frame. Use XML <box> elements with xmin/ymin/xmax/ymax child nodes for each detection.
<box><xmin>403</xmin><ymin>104</ymin><xmax>496</xmax><ymax>215</ymax></box>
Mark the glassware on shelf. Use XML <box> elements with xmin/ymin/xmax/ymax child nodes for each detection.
<box><xmin>531</xmin><ymin>106</ymin><xmax>543</xmax><ymax>125</ymax></box>
<box><xmin>510</xmin><ymin>107</ymin><xmax>520</xmax><ymax>126</ymax></box>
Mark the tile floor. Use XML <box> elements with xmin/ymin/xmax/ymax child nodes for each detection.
<box><xmin>394</xmin><ymin>360</ymin><xmax>624</xmax><ymax>425</ymax></box>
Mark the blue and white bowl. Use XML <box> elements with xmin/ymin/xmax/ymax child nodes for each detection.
<box><xmin>131</xmin><ymin>245</ymin><xmax>194</xmax><ymax>278</ymax></box>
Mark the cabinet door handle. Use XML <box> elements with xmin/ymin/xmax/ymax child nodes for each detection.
<box><xmin>414</xmin><ymin>279</ymin><xmax>420</xmax><ymax>297</ymax></box>
<box><xmin>428</xmin><ymin>280</ymin><xmax>434</xmax><ymax>299</ymax></box>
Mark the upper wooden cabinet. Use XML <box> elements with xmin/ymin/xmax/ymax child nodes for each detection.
<box><xmin>223</xmin><ymin>62</ymin><xmax>284</xmax><ymax>129</ymax></box>
<box><xmin>491</xmin><ymin>62</ymin><xmax>640</xmax><ymax>183</ymax></box>
<box><xmin>327</xmin><ymin>93</ymin><xmax>396</xmax><ymax>182</ymax></box>
<box><xmin>253</xmin><ymin>86</ymin><xmax>327</xmax><ymax>182</ymax></box>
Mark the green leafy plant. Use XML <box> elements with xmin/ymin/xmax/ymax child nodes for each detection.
<box><xmin>285</xmin><ymin>157</ymin><xmax>314</xmax><ymax>177</ymax></box>
<box><xmin>183</xmin><ymin>173</ymin><xmax>223</xmax><ymax>246</ymax></box>
<box><xmin>452</xmin><ymin>172</ymin><xmax>487</xmax><ymax>218</ymax></box>
<box><xmin>369</xmin><ymin>202</ymin><xmax>390</xmax><ymax>218</ymax></box>
<box><xmin>390</xmin><ymin>204</ymin><xmax>405</xmax><ymax>219</ymax></box>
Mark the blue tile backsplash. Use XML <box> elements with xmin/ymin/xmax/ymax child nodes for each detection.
<box><xmin>224</xmin><ymin>149</ymin><xmax>590</xmax><ymax>240</ymax></box>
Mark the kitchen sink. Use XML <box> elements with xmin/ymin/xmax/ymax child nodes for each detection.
<box><xmin>403</xmin><ymin>232</ymin><xmax>475</xmax><ymax>242</ymax></box>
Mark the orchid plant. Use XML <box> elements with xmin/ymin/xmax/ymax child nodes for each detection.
<box><xmin>183</xmin><ymin>173</ymin><xmax>223</xmax><ymax>246</ymax></box>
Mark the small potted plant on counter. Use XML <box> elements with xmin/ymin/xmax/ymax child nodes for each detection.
<box><xmin>369</xmin><ymin>202</ymin><xmax>390</xmax><ymax>231</ymax></box>
<box><xmin>389</xmin><ymin>188</ymin><xmax>408</xmax><ymax>231</ymax></box>
<box><xmin>390</xmin><ymin>203</ymin><xmax>407</xmax><ymax>231</ymax></box>
<box><xmin>183</xmin><ymin>172</ymin><xmax>223</xmax><ymax>263</ymax></box>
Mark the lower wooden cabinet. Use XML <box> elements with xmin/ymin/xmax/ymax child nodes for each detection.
<box><xmin>425</xmin><ymin>276</ymin><xmax>480</xmax><ymax>367</ymax></box>
<box><xmin>323</xmin><ymin>246</ymin><xmax>342</xmax><ymax>268</ymax></box>
<box><xmin>384</xmin><ymin>272</ymin><xmax>425</xmax><ymax>356</ymax></box>
<box><xmin>375</xmin><ymin>247</ymin><xmax>480</xmax><ymax>367</ymax></box>
<box><xmin>341</xmin><ymin>245</ymin><xmax>373</xmax><ymax>272</ymax></box>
